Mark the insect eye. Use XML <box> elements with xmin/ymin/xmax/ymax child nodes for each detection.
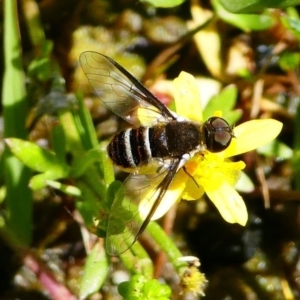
<box><xmin>203</xmin><ymin>117</ymin><xmax>233</xmax><ymax>152</ymax></box>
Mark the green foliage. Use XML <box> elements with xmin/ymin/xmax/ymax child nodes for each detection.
<box><xmin>141</xmin><ymin>0</ymin><xmax>300</xmax><ymax>10</ymax></box>
<box><xmin>281</xmin><ymin>7</ymin><xmax>300</xmax><ymax>39</ymax></box>
<box><xmin>106</xmin><ymin>181</ymin><xmax>123</xmax><ymax>209</ymax></box>
<box><xmin>279</xmin><ymin>52</ymin><xmax>300</xmax><ymax>71</ymax></box>
<box><xmin>2</xmin><ymin>0</ymin><xmax>32</xmax><ymax>245</ymax></box>
<box><xmin>5</xmin><ymin>138</ymin><xmax>70</xmax><ymax>190</ymax></box>
<box><xmin>203</xmin><ymin>85</ymin><xmax>242</xmax><ymax>125</ymax></box>
<box><xmin>106</xmin><ymin>187</ymin><xmax>133</xmax><ymax>235</ymax></box>
<box><xmin>118</xmin><ymin>275</ymin><xmax>171</xmax><ymax>300</ymax></box>
<box><xmin>79</xmin><ymin>244</ymin><xmax>109</xmax><ymax>300</ymax></box>
<box><xmin>213</xmin><ymin>0</ymin><xmax>274</xmax><ymax>31</ymax></box>
<box><xmin>27</xmin><ymin>41</ymin><xmax>54</xmax><ymax>81</ymax></box>
<box><xmin>219</xmin><ymin>0</ymin><xmax>300</xmax><ymax>14</ymax></box>
<box><xmin>140</xmin><ymin>0</ymin><xmax>185</xmax><ymax>8</ymax></box>
<box><xmin>1</xmin><ymin>0</ymin><xmax>292</xmax><ymax>298</ymax></box>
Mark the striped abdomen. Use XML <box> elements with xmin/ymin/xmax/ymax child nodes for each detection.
<box><xmin>107</xmin><ymin>121</ymin><xmax>202</xmax><ymax>169</ymax></box>
<box><xmin>108</xmin><ymin>127</ymin><xmax>154</xmax><ymax>168</ymax></box>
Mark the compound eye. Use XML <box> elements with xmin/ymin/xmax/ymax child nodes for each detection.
<box><xmin>203</xmin><ymin>117</ymin><xmax>233</xmax><ymax>152</ymax></box>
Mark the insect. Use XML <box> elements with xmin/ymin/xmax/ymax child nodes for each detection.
<box><xmin>80</xmin><ymin>52</ymin><xmax>234</xmax><ymax>255</ymax></box>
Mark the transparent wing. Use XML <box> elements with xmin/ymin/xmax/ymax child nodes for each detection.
<box><xmin>80</xmin><ymin>51</ymin><xmax>175</xmax><ymax>127</ymax></box>
<box><xmin>106</xmin><ymin>158</ymin><xmax>181</xmax><ymax>255</ymax></box>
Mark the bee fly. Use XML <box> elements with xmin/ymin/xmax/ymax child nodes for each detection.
<box><xmin>80</xmin><ymin>52</ymin><xmax>234</xmax><ymax>255</ymax></box>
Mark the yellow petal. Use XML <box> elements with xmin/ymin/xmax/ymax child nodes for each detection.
<box><xmin>181</xmin><ymin>176</ymin><xmax>204</xmax><ymax>200</ymax></box>
<box><xmin>173</xmin><ymin>72</ymin><xmax>203</xmax><ymax>122</ymax></box>
<box><xmin>220</xmin><ymin>160</ymin><xmax>245</xmax><ymax>186</ymax></box>
<box><xmin>192</xmin><ymin>153</ymin><xmax>244</xmax><ymax>189</ymax></box>
<box><xmin>206</xmin><ymin>182</ymin><xmax>248</xmax><ymax>225</ymax></box>
<box><xmin>190</xmin><ymin>3</ymin><xmax>221</xmax><ymax>78</ymax></box>
<box><xmin>139</xmin><ymin>170</ymin><xmax>188</xmax><ymax>220</ymax></box>
<box><xmin>136</xmin><ymin>106</ymin><xmax>161</xmax><ymax>126</ymax></box>
<box><xmin>224</xmin><ymin>119</ymin><xmax>283</xmax><ymax>157</ymax></box>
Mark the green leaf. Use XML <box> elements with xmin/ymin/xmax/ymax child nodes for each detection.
<box><xmin>50</xmin><ymin>124</ymin><xmax>66</xmax><ymax>162</ymax></box>
<box><xmin>2</xmin><ymin>0</ymin><xmax>32</xmax><ymax>245</ymax></box>
<box><xmin>106</xmin><ymin>180</ymin><xmax>123</xmax><ymax>210</ymax></box>
<box><xmin>219</xmin><ymin>0</ymin><xmax>300</xmax><ymax>14</ymax></box>
<box><xmin>203</xmin><ymin>84</ymin><xmax>238</xmax><ymax>119</ymax></box>
<box><xmin>5</xmin><ymin>138</ymin><xmax>70</xmax><ymax>189</ymax></box>
<box><xmin>118</xmin><ymin>275</ymin><xmax>146</xmax><ymax>299</ymax></box>
<box><xmin>139</xmin><ymin>0</ymin><xmax>185</xmax><ymax>8</ymax></box>
<box><xmin>118</xmin><ymin>275</ymin><xmax>171</xmax><ymax>299</ymax></box>
<box><xmin>213</xmin><ymin>0</ymin><xmax>274</xmax><ymax>31</ymax></box>
<box><xmin>279</xmin><ymin>52</ymin><xmax>300</xmax><ymax>71</ymax></box>
<box><xmin>27</xmin><ymin>57</ymin><xmax>53</xmax><ymax>81</ymax></box>
<box><xmin>27</xmin><ymin>40</ymin><xmax>54</xmax><ymax>81</ymax></box>
<box><xmin>99</xmin><ymin>144</ymin><xmax>115</xmax><ymax>186</ymax></box>
<box><xmin>146</xmin><ymin>221</ymin><xmax>182</xmax><ymax>270</ymax></box>
<box><xmin>282</xmin><ymin>15</ymin><xmax>300</xmax><ymax>39</ymax></box>
<box><xmin>224</xmin><ymin>110</ymin><xmax>243</xmax><ymax>126</ymax></box>
<box><xmin>284</xmin><ymin>15</ymin><xmax>300</xmax><ymax>31</ymax></box>
<box><xmin>44</xmin><ymin>180</ymin><xmax>81</xmax><ymax>196</ymax></box>
<box><xmin>203</xmin><ymin>84</ymin><xmax>242</xmax><ymax>125</ymax></box>
<box><xmin>143</xmin><ymin>279</ymin><xmax>171</xmax><ymax>298</ymax></box>
<box><xmin>70</xmin><ymin>148</ymin><xmax>103</xmax><ymax>178</ymax></box>
<box><xmin>5</xmin><ymin>138</ymin><xmax>69</xmax><ymax>175</ymax></box>
<box><xmin>76</xmin><ymin>181</ymin><xmax>106</xmax><ymax>237</ymax></box>
<box><xmin>74</xmin><ymin>92</ymin><xmax>99</xmax><ymax>150</ymax></box>
<box><xmin>29</xmin><ymin>174</ymin><xmax>60</xmax><ymax>190</ymax></box>
<box><xmin>79</xmin><ymin>243</ymin><xmax>109</xmax><ymax>299</ymax></box>
<box><xmin>108</xmin><ymin>188</ymin><xmax>134</xmax><ymax>231</ymax></box>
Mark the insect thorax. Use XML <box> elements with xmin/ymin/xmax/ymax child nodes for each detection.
<box><xmin>107</xmin><ymin>121</ymin><xmax>202</xmax><ymax>168</ymax></box>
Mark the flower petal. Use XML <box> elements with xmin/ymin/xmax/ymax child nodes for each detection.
<box><xmin>192</xmin><ymin>153</ymin><xmax>245</xmax><ymax>189</ymax></box>
<box><xmin>224</xmin><ymin>119</ymin><xmax>283</xmax><ymax>157</ymax></box>
<box><xmin>136</xmin><ymin>106</ymin><xmax>161</xmax><ymax>126</ymax></box>
<box><xmin>181</xmin><ymin>176</ymin><xmax>204</xmax><ymax>200</ymax></box>
<box><xmin>206</xmin><ymin>181</ymin><xmax>248</xmax><ymax>225</ymax></box>
<box><xmin>172</xmin><ymin>72</ymin><xmax>203</xmax><ymax>122</ymax></box>
<box><xmin>139</xmin><ymin>170</ymin><xmax>188</xmax><ymax>221</ymax></box>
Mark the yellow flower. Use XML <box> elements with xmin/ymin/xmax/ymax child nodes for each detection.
<box><xmin>179</xmin><ymin>265</ymin><xmax>207</xmax><ymax>296</ymax></box>
<box><xmin>139</xmin><ymin>72</ymin><xmax>283</xmax><ymax>226</ymax></box>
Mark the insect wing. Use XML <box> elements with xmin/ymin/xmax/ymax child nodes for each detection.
<box><xmin>80</xmin><ymin>52</ymin><xmax>175</xmax><ymax>127</ymax></box>
<box><xmin>106</xmin><ymin>159</ymin><xmax>180</xmax><ymax>255</ymax></box>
